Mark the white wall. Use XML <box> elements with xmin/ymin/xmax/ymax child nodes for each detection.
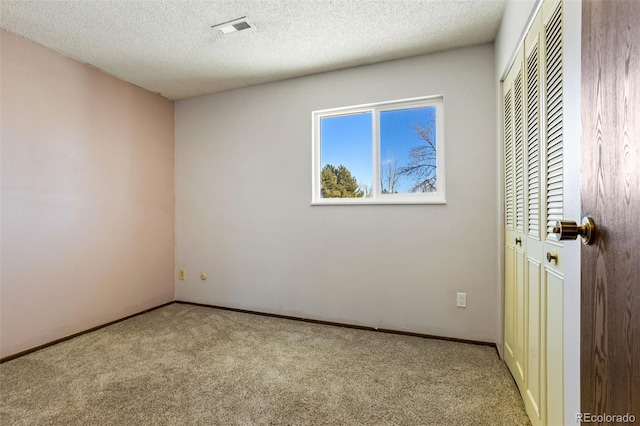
<box><xmin>495</xmin><ymin>0</ymin><xmax>540</xmax><ymax>82</ymax></box>
<box><xmin>175</xmin><ymin>44</ymin><xmax>499</xmax><ymax>343</ymax></box>
<box><xmin>494</xmin><ymin>1</ymin><xmax>581</xmax><ymax>423</ymax></box>
<box><xmin>1</xmin><ymin>30</ymin><xmax>175</xmax><ymax>358</ymax></box>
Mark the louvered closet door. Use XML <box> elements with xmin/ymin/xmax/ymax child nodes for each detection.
<box><xmin>503</xmin><ymin>69</ymin><xmax>514</xmax><ymax>372</ymax></box>
<box><xmin>512</xmin><ymin>56</ymin><xmax>528</xmax><ymax>391</ymax></box>
<box><xmin>541</xmin><ymin>2</ymin><xmax>565</xmax><ymax>425</ymax></box>
<box><xmin>523</xmin><ymin>10</ymin><xmax>544</xmax><ymax>426</ymax></box>
<box><xmin>502</xmin><ymin>48</ymin><xmax>524</xmax><ymax>393</ymax></box>
<box><xmin>502</xmin><ymin>2</ymin><xmax>565</xmax><ymax>425</ymax></box>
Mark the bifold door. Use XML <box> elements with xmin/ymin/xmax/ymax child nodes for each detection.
<box><xmin>502</xmin><ymin>1</ymin><xmax>565</xmax><ymax>425</ymax></box>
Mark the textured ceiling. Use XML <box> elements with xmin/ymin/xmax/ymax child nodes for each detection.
<box><xmin>0</xmin><ymin>0</ymin><xmax>507</xmax><ymax>100</ymax></box>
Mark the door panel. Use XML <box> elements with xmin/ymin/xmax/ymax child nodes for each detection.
<box><xmin>546</xmin><ymin>270</ymin><xmax>564</xmax><ymax>426</ymax></box>
<box><xmin>503</xmin><ymin>46</ymin><xmax>522</xmax><ymax>386</ymax></box>
<box><xmin>523</xmin><ymin>11</ymin><xmax>545</xmax><ymax>425</ymax></box>
<box><xmin>543</xmin><ymin>1</ymin><xmax>564</xmax><ymax>240</ymax></box>
<box><xmin>526</xmin><ymin>30</ymin><xmax>542</xmax><ymax>242</ymax></box>
<box><xmin>526</xmin><ymin>258</ymin><xmax>542</xmax><ymax>420</ymax></box>
<box><xmin>514</xmin><ymin>65</ymin><xmax>526</xmax><ymax>235</ymax></box>
<box><xmin>504</xmin><ymin>245</ymin><xmax>516</xmax><ymax>362</ymax></box>
<box><xmin>515</xmin><ymin>248</ymin><xmax>527</xmax><ymax>383</ymax></box>
<box><xmin>505</xmin><ymin>244</ymin><xmax>516</xmax><ymax>361</ymax></box>
<box><xmin>541</xmin><ymin>3</ymin><xmax>565</xmax><ymax>422</ymax></box>
<box><xmin>581</xmin><ymin>0</ymin><xmax>640</xmax><ymax>418</ymax></box>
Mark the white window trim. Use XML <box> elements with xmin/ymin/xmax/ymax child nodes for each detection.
<box><xmin>311</xmin><ymin>95</ymin><xmax>446</xmax><ymax>205</ymax></box>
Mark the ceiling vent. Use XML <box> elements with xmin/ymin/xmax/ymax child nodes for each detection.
<box><xmin>212</xmin><ymin>17</ymin><xmax>256</xmax><ymax>35</ymax></box>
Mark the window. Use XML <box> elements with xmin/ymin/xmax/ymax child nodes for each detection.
<box><xmin>312</xmin><ymin>96</ymin><xmax>445</xmax><ymax>204</ymax></box>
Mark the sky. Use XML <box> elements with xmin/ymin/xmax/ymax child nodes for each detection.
<box><xmin>320</xmin><ymin>106</ymin><xmax>436</xmax><ymax>193</ymax></box>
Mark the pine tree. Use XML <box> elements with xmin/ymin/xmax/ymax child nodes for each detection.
<box><xmin>321</xmin><ymin>164</ymin><xmax>363</xmax><ymax>198</ymax></box>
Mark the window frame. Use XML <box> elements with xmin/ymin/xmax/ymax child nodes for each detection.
<box><xmin>311</xmin><ymin>95</ymin><xmax>446</xmax><ymax>205</ymax></box>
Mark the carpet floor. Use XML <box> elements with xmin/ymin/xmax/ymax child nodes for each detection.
<box><xmin>1</xmin><ymin>303</ymin><xmax>530</xmax><ymax>425</ymax></box>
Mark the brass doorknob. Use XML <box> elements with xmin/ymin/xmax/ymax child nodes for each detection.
<box><xmin>546</xmin><ymin>251</ymin><xmax>558</xmax><ymax>264</ymax></box>
<box><xmin>551</xmin><ymin>216</ymin><xmax>596</xmax><ymax>245</ymax></box>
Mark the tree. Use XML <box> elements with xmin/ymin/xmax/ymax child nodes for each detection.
<box><xmin>399</xmin><ymin>122</ymin><xmax>437</xmax><ymax>192</ymax></box>
<box><xmin>321</xmin><ymin>164</ymin><xmax>363</xmax><ymax>198</ymax></box>
<box><xmin>380</xmin><ymin>154</ymin><xmax>400</xmax><ymax>194</ymax></box>
<box><xmin>358</xmin><ymin>181</ymin><xmax>373</xmax><ymax>198</ymax></box>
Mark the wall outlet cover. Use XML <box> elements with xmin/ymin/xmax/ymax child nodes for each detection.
<box><xmin>456</xmin><ymin>292</ymin><xmax>467</xmax><ymax>308</ymax></box>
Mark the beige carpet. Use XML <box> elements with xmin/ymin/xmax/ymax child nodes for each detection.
<box><xmin>1</xmin><ymin>303</ymin><xmax>530</xmax><ymax>425</ymax></box>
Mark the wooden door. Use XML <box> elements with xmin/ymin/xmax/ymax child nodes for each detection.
<box><xmin>581</xmin><ymin>0</ymin><xmax>640</xmax><ymax>420</ymax></box>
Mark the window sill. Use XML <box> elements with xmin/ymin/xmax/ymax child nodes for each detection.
<box><xmin>310</xmin><ymin>195</ymin><xmax>446</xmax><ymax>205</ymax></box>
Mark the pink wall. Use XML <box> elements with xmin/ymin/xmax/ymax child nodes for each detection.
<box><xmin>0</xmin><ymin>30</ymin><xmax>175</xmax><ymax>358</ymax></box>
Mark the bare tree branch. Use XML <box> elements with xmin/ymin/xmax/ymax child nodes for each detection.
<box><xmin>380</xmin><ymin>154</ymin><xmax>400</xmax><ymax>194</ymax></box>
<box><xmin>398</xmin><ymin>122</ymin><xmax>437</xmax><ymax>193</ymax></box>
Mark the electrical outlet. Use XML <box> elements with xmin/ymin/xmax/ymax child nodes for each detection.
<box><xmin>456</xmin><ymin>292</ymin><xmax>467</xmax><ymax>308</ymax></box>
<box><xmin>178</xmin><ymin>268</ymin><xmax>185</xmax><ymax>280</ymax></box>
